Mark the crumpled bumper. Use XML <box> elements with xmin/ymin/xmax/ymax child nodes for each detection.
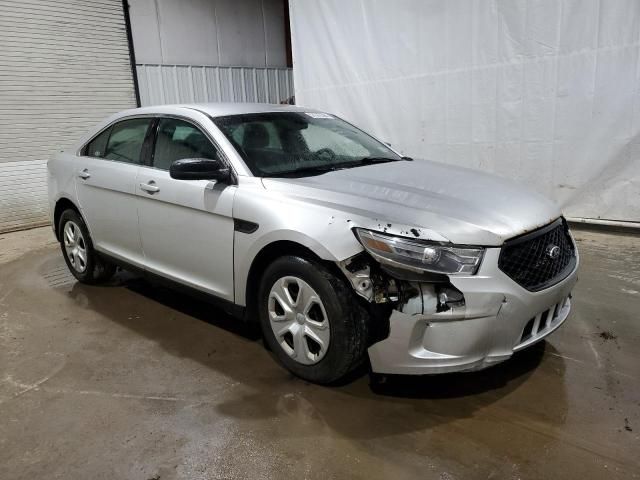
<box><xmin>368</xmin><ymin>248</ymin><xmax>579</xmax><ymax>375</ymax></box>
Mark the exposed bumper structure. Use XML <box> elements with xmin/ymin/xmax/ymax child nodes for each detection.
<box><xmin>368</xmin><ymin>248</ymin><xmax>579</xmax><ymax>375</ymax></box>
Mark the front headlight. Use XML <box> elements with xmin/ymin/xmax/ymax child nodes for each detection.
<box><xmin>354</xmin><ymin>228</ymin><xmax>484</xmax><ymax>275</ymax></box>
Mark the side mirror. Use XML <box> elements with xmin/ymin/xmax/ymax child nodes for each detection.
<box><xmin>169</xmin><ymin>158</ymin><xmax>231</xmax><ymax>182</ymax></box>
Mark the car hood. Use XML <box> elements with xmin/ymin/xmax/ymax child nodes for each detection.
<box><xmin>260</xmin><ymin>159</ymin><xmax>561</xmax><ymax>246</ymax></box>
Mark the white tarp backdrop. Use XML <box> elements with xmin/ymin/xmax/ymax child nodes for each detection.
<box><xmin>290</xmin><ymin>0</ymin><xmax>640</xmax><ymax>224</ymax></box>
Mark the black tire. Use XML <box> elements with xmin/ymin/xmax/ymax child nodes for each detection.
<box><xmin>258</xmin><ymin>255</ymin><xmax>369</xmax><ymax>384</ymax></box>
<box><xmin>58</xmin><ymin>209</ymin><xmax>116</xmax><ymax>284</ymax></box>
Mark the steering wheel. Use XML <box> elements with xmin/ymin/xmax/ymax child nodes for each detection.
<box><xmin>314</xmin><ymin>148</ymin><xmax>336</xmax><ymax>162</ymax></box>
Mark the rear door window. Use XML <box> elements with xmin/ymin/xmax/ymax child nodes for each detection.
<box><xmin>102</xmin><ymin>118</ymin><xmax>152</xmax><ymax>164</ymax></box>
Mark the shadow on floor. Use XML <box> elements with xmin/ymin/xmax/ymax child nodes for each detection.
<box><xmin>73</xmin><ymin>268</ymin><xmax>549</xmax><ymax>393</ymax></box>
<box><xmin>60</xmin><ymin>264</ymin><xmax>566</xmax><ymax>440</ymax></box>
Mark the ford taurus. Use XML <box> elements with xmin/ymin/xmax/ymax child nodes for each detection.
<box><xmin>48</xmin><ymin>103</ymin><xmax>579</xmax><ymax>384</ymax></box>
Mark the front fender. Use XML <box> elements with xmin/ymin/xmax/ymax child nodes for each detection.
<box><xmin>232</xmin><ymin>182</ymin><xmax>365</xmax><ymax>306</ymax></box>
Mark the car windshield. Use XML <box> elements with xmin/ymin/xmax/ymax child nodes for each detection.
<box><xmin>212</xmin><ymin>112</ymin><xmax>403</xmax><ymax>177</ymax></box>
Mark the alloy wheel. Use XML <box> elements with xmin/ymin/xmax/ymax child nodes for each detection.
<box><xmin>63</xmin><ymin>221</ymin><xmax>88</xmax><ymax>273</ymax></box>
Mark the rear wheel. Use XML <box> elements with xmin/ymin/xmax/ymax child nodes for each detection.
<box><xmin>258</xmin><ymin>255</ymin><xmax>369</xmax><ymax>384</ymax></box>
<box><xmin>58</xmin><ymin>209</ymin><xmax>115</xmax><ymax>284</ymax></box>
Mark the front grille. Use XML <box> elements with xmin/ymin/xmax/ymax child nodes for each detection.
<box><xmin>498</xmin><ymin>219</ymin><xmax>576</xmax><ymax>291</ymax></box>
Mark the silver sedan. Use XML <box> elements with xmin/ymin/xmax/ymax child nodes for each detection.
<box><xmin>48</xmin><ymin>103</ymin><xmax>579</xmax><ymax>384</ymax></box>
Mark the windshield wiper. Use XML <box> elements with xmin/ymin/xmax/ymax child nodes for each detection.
<box><xmin>265</xmin><ymin>164</ymin><xmax>343</xmax><ymax>178</ymax></box>
<box><xmin>264</xmin><ymin>156</ymin><xmax>409</xmax><ymax>178</ymax></box>
<box><xmin>357</xmin><ymin>156</ymin><xmax>401</xmax><ymax>164</ymax></box>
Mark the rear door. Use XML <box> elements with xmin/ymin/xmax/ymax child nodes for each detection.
<box><xmin>75</xmin><ymin>117</ymin><xmax>153</xmax><ymax>266</ymax></box>
<box><xmin>136</xmin><ymin>116</ymin><xmax>236</xmax><ymax>301</ymax></box>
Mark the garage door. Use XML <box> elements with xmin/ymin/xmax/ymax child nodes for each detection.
<box><xmin>0</xmin><ymin>0</ymin><xmax>137</xmax><ymax>233</ymax></box>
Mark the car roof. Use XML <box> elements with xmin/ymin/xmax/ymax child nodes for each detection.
<box><xmin>68</xmin><ymin>102</ymin><xmax>327</xmax><ymax>157</ymax></box>
<box><xmin>127</xmin><ymin>102</ymin><xmax>323</xmax><ymax>118</ymax></box>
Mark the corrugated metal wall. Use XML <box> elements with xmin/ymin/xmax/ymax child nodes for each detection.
<box><xmin>0</xmin><ymin>0</ymin><xmax>137</xmax><ymax>233</ymax></box>
<box><xmin>129</xmin><ymin>0</ymin><xmax>288</xmax><ymax>68</ymax></box>
<box><xmin>136</xmin><ymin>64</ymin><xmax>294</xmax><ymax>106</ymax></box>
<box><xmin>130</xmin><ymin>1</ymin><xmax>294</xmax><ymax>107</ymax></box>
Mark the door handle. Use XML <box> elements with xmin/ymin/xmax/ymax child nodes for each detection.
<box><xmin>78</xmin><ymin>169</ymin><xmax>91</xmax><ymax>179</ymax></box>
<box><xmin>139</xmin><ymin>181</ymin><xmax>160</xmax><ymax>194</ymax></box>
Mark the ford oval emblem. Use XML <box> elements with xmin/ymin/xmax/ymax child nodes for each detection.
<box><xmin>546</xmin><ymin>245</ymin><xmax>561</xmax><ymax>259</ymax></box>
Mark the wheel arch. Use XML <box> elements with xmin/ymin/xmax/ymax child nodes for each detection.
<box><xmin>53</xmin><ymin>197</ymin><xmax>81</xmax><ymax>240</ymax></box>
<box><xmin>242</xmin><ymin>240</ymin><xmax>349</xmax><ymax>323</ymax></box>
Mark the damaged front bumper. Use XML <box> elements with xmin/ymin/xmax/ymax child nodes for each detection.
<box><xmin>366</xmin><ymin>248</ymin><xmax>579</xmax><ymax>375</ymax></box>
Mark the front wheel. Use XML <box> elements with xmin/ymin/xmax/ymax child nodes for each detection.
<box><xmin>258</xmin><ymin>255</ymin><xmax>369</xmax><ymax>384</ymax></box>
<box><xmin>58</xmin><ymin>209</ymin><xmax>115</xmax><ymax>284</ymax></box>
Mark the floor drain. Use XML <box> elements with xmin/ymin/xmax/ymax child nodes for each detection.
<box><xmin>43</xmin><ymin>262</ymin><xmax>75</xmax><ymax>289</ymax></box>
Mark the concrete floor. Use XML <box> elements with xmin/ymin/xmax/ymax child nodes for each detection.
<box><xmin>0</xmin><ymin>227</ymin><xmax>638</xmax><ymax>480</ymax></box>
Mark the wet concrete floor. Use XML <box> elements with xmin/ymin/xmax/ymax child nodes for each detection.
<box><xmin>0</xmin><ymin>227</ymin><xmax>639</xmax><ymax>479</ymax></box>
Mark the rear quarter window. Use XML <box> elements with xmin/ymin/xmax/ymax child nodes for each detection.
<box><xmin>83</xmin><ymin>128</ymin><xmax>111</xmax><ymax>158</ymax></box>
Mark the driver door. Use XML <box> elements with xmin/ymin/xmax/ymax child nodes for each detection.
<box><xmin>136</xmin><ymin>117</ymin><xmax>236</xmax><ymax>301</ymax></box>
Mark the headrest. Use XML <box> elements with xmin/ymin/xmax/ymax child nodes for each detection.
<box><xmin>243</xmin><ymin>123</ymin><xmax>270</xmax><ymax>149</ymax></box>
